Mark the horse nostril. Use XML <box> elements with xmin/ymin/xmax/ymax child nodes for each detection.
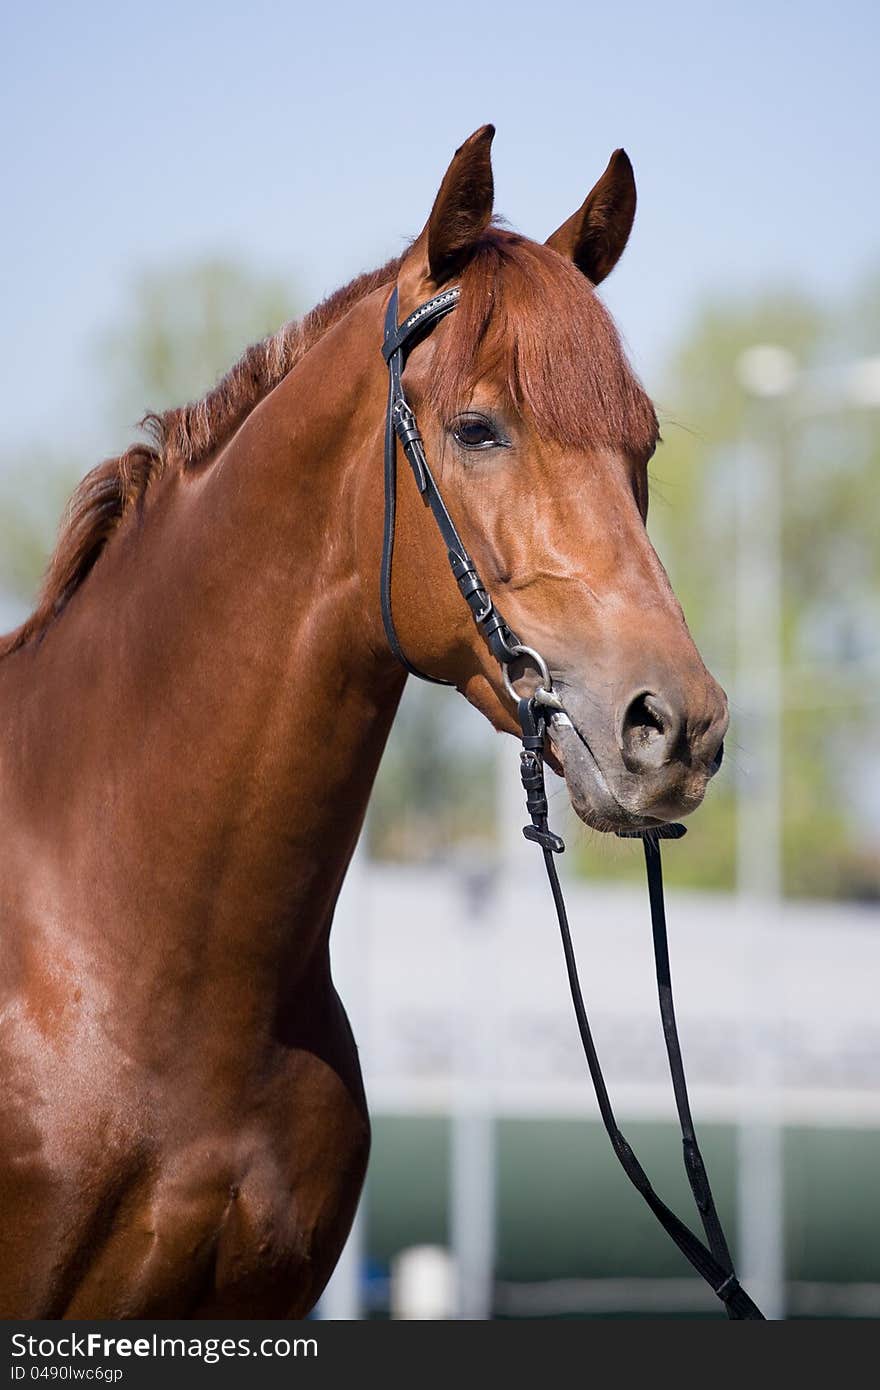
<box><xmin>709</xmin><ymin>739</ymin><xmax>725</xmax><ymax>775</ymax></box>
<box><xmin>619</xmin><ymin>692</ymin><xmax>681</xmax><ymax>774</ymax></box>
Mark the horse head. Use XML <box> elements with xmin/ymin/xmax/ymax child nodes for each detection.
<box><xmin>384</xmin><ymin>126</ymin><xmax>728</xmax><ymax>832</ymax></box>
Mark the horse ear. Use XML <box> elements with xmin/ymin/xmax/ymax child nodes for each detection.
<box><xmin>545</xmin><ymin>149</ymin><xmax>636</xmax><ymax>285</ymax></box>
<box><xmin>405</xmin><ymin>125</ymin><xmax>495</xmax><ymax>289</ymax></box>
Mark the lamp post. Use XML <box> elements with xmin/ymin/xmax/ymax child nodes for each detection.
<box><xmin>733</xmin><ymin>344</ymin><xmax>880</xmax><ymax>1320</ymax></box>
<box><xmin>734</xmin><ymin>344</ymin><xmax>795</xmax><ymax>1321</ymax></box>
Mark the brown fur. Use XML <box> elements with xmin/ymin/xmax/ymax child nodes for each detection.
<box><xmin>0</xmin><ymin>257</ymin><xmax>402</xmax><ymax>659</ymax></box>
<box><xmin>0</xmin><ymin>444</ymin><xmax>160</xmax><ymax>658</ymax></box>
<box><xmin>0</xmin><ymin>130</ymin><xmax>729</xmax><ymax>1320</ymax></box>
<box><xmin>1</xmin><ymin>232</ymin><xmax>654</xmax><ymax>663</ymax></box>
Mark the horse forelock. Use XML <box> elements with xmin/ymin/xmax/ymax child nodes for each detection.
<box><xmin>427</xmin><ymin>228</ymin><xmax>658</xmax><ymax>457</ymax></box>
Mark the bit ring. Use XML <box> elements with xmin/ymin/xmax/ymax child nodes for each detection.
<box><xmin>503</xmin><ymin>644</ymin><xmax>556</xmax><ymax>705</ymax></box>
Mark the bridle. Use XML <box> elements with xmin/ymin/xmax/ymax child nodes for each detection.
<box><xmin>381</xmin><ymin>283</ymin><xmax>764</xmax><ymax>1320</ymax></box>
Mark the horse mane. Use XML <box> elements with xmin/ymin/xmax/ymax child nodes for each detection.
<box><xmin>0</xmin><ymin>229</ymin><xmax>656</xmax><ymax>659</ymax></box>
<box><xmin>0</xmin><ymin>256</ymin><xmax>403</xmax><ymax>658</ymax></box>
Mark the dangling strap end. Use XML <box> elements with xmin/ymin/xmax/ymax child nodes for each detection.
<box><xmin>392</xmin><ymin>400</ymin><xmax>430</xmax><ymax>493</ymax></box>
<box><xmin>616</xmin><ymin>822</ymin><xmax>688</xmax><ymax>840</ymax></box>
<box><xmin>523</xmin><ymin>824</ymin><xmax>565</xmax><ymax>854</ymax></box>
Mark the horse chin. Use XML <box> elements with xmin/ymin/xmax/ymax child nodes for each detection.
<box><xmin>547</xmin><ymin>714</ymin><xmax>679</xmax><ymax>835</ymax></box>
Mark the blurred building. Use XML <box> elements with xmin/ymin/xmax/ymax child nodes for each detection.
<box><xmin>327</xmin><ymin>854</ymin><xmax>880</xmax><ymax>1319</ymax></box>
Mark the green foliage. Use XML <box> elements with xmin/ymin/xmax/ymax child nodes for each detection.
<box><xmin>0</xmin><ymin>452</ymin><xmax>81</xmax><ymax>602</ymax></box>
<box><xmin>624</xmin><ymin>277</ymin><xmax>879</xmax><ymax>900</ymax></box>
<box><xmin>368</xmin><ymin>683</ymin><xmax>496</xmax><ymax>862</ymax></box>
<box><xmin>101</xmin><ymin>258</ymin><xmax>299</xmax><ymax>431</ymax></box>
<box><xmin>0</xmin><ymin>258</ymin><xmax>300</xmax><ymax>611</ymax></box>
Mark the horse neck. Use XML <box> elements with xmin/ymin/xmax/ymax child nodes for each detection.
<box><xmin>17</xmin><ymin>290</ymin><xmax>403</xmax><ymax>994</ymax></box>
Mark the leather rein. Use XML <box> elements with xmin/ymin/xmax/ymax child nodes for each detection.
<box><xmin>380</xmin><ymin>283</ymin><xmax>764</xmax><ymax>1321</ymax></box>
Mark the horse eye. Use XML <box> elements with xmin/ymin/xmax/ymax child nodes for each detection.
<box><xmin>452</xmin><ymin>415</ymin><xmax>501</xmax><ymax>450</ymax></box>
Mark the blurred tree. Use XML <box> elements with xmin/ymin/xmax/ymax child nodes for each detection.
<box><xmin>0</xmin><ymin>258</ymin><xmax>300</xmax><ymax>605</ymax></box>
<box><xmin>368</xmin><ymin>682</ymin><xmax>496</xmax><ymax>863</ymax></box>
<box><xmin>101</xmin><ymin>257</ymin><xmax>299</xmax><ymax>431</ymax></box>
<box><xmin>0</xmin><ymin>451</ymin><xmax>81</xmax><ymax>603</ymax></box>
<box><xmin>574</xmin><ymin>273</ymin><xmax>880</xmax><ymax>900</ymax></box>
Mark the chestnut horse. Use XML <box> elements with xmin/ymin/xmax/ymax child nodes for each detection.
<box><xmin>0</xmin><ymin>127</ymin><xmax>727</xmax><ymax>1318</ymax></box>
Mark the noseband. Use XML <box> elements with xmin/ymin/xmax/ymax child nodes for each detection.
<box><xmin>381</xmin><ymin>284</ymin><xmax>763</xmax><ymax>1320</ymax></box>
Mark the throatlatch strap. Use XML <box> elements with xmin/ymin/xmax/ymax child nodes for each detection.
<box><xmin>381</xmin><ymin>352</ymin><xmax>451</xmax><ymax>685</ymax></box>
<box><xmin>381</xmin><ymin>287</ymin><xmax>520</xmax><ymax>684</ymax></box>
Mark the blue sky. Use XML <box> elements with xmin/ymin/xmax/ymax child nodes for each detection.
<box><xmin>1</xmin><ymin>0</ymin><xmax>877</xmax><ymax>466</ymax></box>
